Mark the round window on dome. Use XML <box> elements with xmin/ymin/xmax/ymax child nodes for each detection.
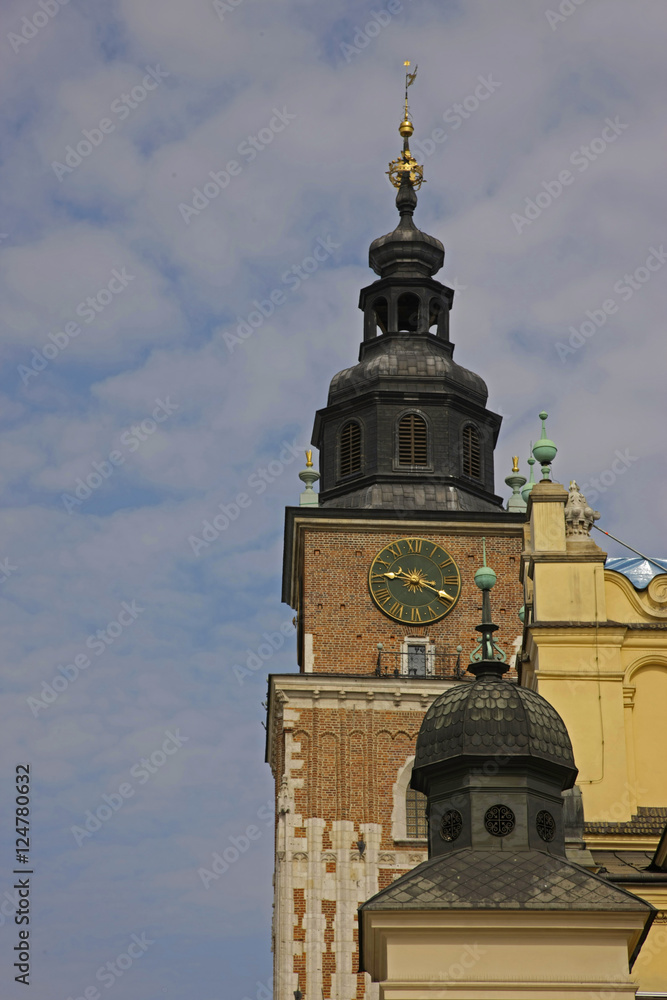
<box><xmin>439</xmin><ymin>809</ymin><xmax>463</xmax><ymax>843</ymax></box>
<box><xmin>484</xmin><ymin>804</ymin><xmax>515</xmax><ymax>837</ymax></box>
<box><xmin>536</xmin><ymin>809</ymin><xmax>556</xmax><ymax>842</ymax></box>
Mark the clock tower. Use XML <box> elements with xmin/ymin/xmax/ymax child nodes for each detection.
<box><xmin>265</xmin><ymin>73</ymin><xmax>525</xmax><ymax>1000</ymax></box>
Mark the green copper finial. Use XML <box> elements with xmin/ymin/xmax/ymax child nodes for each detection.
<box><xmin>532</xmin><ymin>410</ymin><xmax>557</xmax><ymax>481</ymax></box>
<box><xmin>505</xmin><ymin>454</ymin><xmax>527</xmax><ymax>512</ymax></box>
<box><xmin>521</xmin><ymin>447</ymin><xmax>536</xmax><ymax>504</ymax></box>
<box><xmin>298</xmin><ymin>450</ymin><xmax>320</xmax><ymax>506</ymax></box>
<box><xmin>474</xmin><ymin>537</ymin><xmax>497</xmax><ymax>592</ymax></box>
<box><xmin>469</xmin><ymin>537</ymin><xmax>506</xmax><ymax>667</ymax></box>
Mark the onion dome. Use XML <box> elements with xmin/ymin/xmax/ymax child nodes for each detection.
<box><xmin>369</xmin><ymin>174</ymin><xmax>444</xmax><ymax>279</ymax></box>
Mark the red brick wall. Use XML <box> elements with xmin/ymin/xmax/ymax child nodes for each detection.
<box><xmin>293</xmin><ymin>708</ymin><xmax>422</xmax><ymax>847</ymax></box>
<box><xmin>301</xmin><ymin>527</ymin><xmax>524</xmax><ymax>675</ymax></box>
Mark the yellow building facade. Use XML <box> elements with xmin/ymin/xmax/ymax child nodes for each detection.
<box><xmin>520</xmin><ymin>478</ymin><xmax>667</xmax><ymax>993</ymax></box>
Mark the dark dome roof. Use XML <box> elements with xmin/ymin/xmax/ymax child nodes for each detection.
<box><xmin>328</xmin><ymin>336</ymin><xmax>488</xmax><ymax>403</ymax></box>
<box><xmin>369</xmin><ymin>220</ymin><xmax>444</xmax><ymax>279</ymax></box>
<box><xmin>368</xmin><ymin>172</ymin><xmax>444</xmax><ymax>279</ymax></box>
<box><xmin>413</xmin><ymin>674</ymin><xmax>575</xmax><ymax>778</ymax></box>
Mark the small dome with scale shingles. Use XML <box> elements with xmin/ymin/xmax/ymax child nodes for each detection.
<box><xmin>414</xmin><ymin>673</ymin><xmax>575</xmax><ymax>775</ymax></box>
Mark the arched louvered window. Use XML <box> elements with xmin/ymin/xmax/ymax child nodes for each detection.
<box><xmin>398</xmin><ymin>413</ymin><xmax>428</xmax><ymax>466</ymax></box>
<box><xmin>462</xmin><ymin>425</ymin><xmax>481</xmax><ymax>479</ymax></box>
<box><xmin>339</xmin><ymin>421</ymin><xmax>362</xmax><ymax>477</ymax></box>
<box><xmin>406</xmin><ymin>787</ymin><xmax>428</xmax><ymax>839</ymax></box>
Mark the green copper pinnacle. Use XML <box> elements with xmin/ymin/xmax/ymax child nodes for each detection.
<box><xmin>521</xmin><ymin>448</ymin><xmax>536</xmax><ymax>504</ymax></box>
<box><xmin>532</xmin><ymin>410</ymin><xmax>557</xmax><ymax>480</ymax></box>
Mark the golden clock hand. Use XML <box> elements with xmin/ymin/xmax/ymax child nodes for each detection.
<box><xmin>384</xmin><ymin>569</ymin><xmax>454</xmax><ymax>601</ymax></box>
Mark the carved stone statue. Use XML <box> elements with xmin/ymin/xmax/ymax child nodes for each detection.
<box><xmin>564</xmin><ymin>480</ymin><xmax>600</xmax><ymax>538</ymax></box>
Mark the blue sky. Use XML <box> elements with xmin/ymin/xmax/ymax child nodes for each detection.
<box><xmin>1</xmin><ymin>1</ymin><xmax>666</xmax><ymax>997</ymax></box>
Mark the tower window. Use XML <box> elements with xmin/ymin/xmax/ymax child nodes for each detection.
<box><xmin>428</xmin><ymin>298</ymin><xmax>441</xmax><ymax>333</ymax></box>
<box><xmin>462</xmin><ymin>425</ymin><xmax>481</xmax><ymax>479</ymax></box>
<box><xmin>397</xmin><ymin>292</ymin><xmax>420</xmax><ymax>333</ymax></box>
<box><xmin>407</xmin><ymin>644</ymin><xmax>427</xmax><ymax>676</ymax></box>
<box><xmin>373</xmin><ymin>296</ymin><xmax>388</xmax><ymax>336</ymax></box>
<box><xmin>398</xmin><ymin>413</ymin><xmax>428</xmax><ymax>466</ymax></box>
<box><xmin>339</xmin><ymin>421</ymin><xmax>362</xmax><ymax>477</ymax></box>
<box><xmin>406</xmin><ymin>787</ymin><xmax>428</xmax><ymax>839</ymax></box>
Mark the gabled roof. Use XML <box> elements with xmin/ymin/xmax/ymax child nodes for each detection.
<box><xmin>360</xmin><ymin>848</ymin><xmax>653</xmax><ymax>912</ymax></box>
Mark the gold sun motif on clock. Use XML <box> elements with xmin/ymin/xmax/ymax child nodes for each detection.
<box><xmin>368</xmin><ymin>537</ymin><xmax>462</xmax><ymax>624</ymax></box>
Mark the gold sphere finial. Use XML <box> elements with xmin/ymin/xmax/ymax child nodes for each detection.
<box><xmin>387</xmin><ymin>61</ymin><xmax>423</xmax><ymax>189</ymax></box>
<box><xmin>305</xmin><ymin>450</ymin><xmax>313</xmax><ymax>468</ymax></box>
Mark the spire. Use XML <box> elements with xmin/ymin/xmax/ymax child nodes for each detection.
<box><xmin>370</xmin><ymin>64</ymin><xmax>443</xmax><ymax>280</ymax></box>
<box><xmin>386</xmin><ymin>61</ymin><xmax>424</xmax><ymax>191</ymax></box>
<box><xmin>298</xmin><ymin>450</ymin><xmax>319</xmax><ymax>506</ymax></box>
<box><xmin>469</xmin><ymin>538</ymin><xmax>507</xmax><ymax>674</ymax></box>
<box><xmin>505</xmin><ymin>455</ymin><xmax>527</xmax><ymax>512</ymax></box>
<box><xmin>533</xmin><ymin>410</ymin><xmax>557</xmax><ymax>481</ymax></box>
<box><xmin>521</xmin><ymin>449</ymin><xmax>536</xmax><ymax>504</ymax></box>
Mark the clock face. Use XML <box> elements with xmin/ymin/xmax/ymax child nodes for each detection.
<box><xmin>369</xmin><ymin>537</ymin><xmax>461</xmax><ymax>624</ymax></box>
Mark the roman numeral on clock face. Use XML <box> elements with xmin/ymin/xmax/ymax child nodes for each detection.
<box><xmin>442</xmin><ymin>575</ymin><xmax>458</xmax><ymax>586</ymax></box>
<box><xmin>388</xmin><ymin>601</ymin><xmax>403</xmax><ymax>617</ymax></box>
<box><xmin>439</xmin><ymin>557</ymin><xmax>454</xmax><ymax>570</ymax></box>
<box><xmin>374</xmin><ymin>587</ymin><xmax>391</xmax><ymax>604</ymax></box>
<box><xmin>405</xmin><ymin>539</ymin><xmax>422</xmax><ymax>553</ymax></box>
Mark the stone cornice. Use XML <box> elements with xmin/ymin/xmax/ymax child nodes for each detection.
<box><xmin>265</xmin><ymin>672</ymin><xmax>459</xmax><ymax>771</ymax></box>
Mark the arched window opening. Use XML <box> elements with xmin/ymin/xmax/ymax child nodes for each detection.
<box><xmin>406</xmin><ymin>787</ymin><xmax>428</xmax><ymax>839</ymax></box>
<box><xmin>340</xmin><ymin>421</ymin><xmax>362</xmax><ymax>477</ymax></box>
<box><xmin>462</xmin><ymin>425</ymin><xmax>481</xmax><ymax>479</ymax></box>
<box><xmin>398</xmin><ymin>413</ymin><xmax>428</xmax><ymax>466</ymax></box>
<box><xmin>373</xmin><ymin>296</ymin><xmax>388</xmax><ymax>336</ymax></box>
<box><xmin>428</xmin><ymin>297</ymin><xmax>442</xmax><ymax>334</ymax></box>
<box><xmin>397</xmin><ymin>293</ymin><xmax>420</xmax><ymax>333</ymax></box>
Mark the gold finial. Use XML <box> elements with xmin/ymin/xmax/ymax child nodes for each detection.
<box><xmin>305</xmin><ymin>450</ymin><xmax>313</xmax><ymax>468</ymax></box>
<box><xmin>387</xmin><ymin>60</ymin><xmax>423</xmax><ymax>189</ymax></box>
<box><xmin>512</xmin><ymin>456</ymin><xmax>519</xmax><ymax>473</ymax></box>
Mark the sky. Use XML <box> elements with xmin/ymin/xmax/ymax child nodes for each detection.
<box><xmin>0</xmin><ymin>1</ymin><xmax>666</xmax><ymax>997</ymax></box>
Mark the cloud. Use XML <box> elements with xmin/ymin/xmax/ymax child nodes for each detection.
<box><xmin>1</xmin><ymin>1</ymin><xmax>666</xmax><ymax>995</ymax></box>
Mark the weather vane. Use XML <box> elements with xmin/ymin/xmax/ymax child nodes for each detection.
<box><xmin>387</xmin><ymin>60</ymin><xmax>424</xmax><ymax>190</ymax></box>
